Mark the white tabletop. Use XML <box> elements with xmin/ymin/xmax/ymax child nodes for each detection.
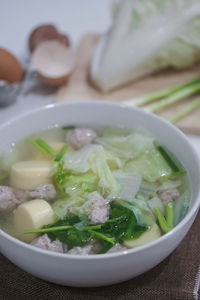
<box><xmin>1</xmin><ymin>0</ymin><xmax>200</xmax><ymax>158</ymax></box>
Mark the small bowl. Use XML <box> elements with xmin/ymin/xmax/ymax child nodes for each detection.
<box><xmin>0</xmin><ymin>101</ymin><xmax>200</xmax><ymax>287</ymax></box>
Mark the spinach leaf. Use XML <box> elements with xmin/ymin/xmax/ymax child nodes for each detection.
<box><xmin>25</xmin><ymin>204</ymin><xmax>148</xmax><ymax>253</ymax></box>
<box><xmin>55</xmin><ymin>227</ymin><xmax>91</xmax><ymax>246</ymax></box>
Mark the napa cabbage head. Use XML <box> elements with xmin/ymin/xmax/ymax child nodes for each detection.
<box><xmin>90</xmin><ymin>0</ymin><xmax>200</xmax><ymax>91</ymax></box>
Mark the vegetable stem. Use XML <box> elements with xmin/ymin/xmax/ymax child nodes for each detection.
<box><xmin>160</xmin><ymin>170</ymin><xmax>186</xmax><ymax>182</ymax></box>
<box><xmin>169</xmin><ymin>97</ymin><xmax>200</xmax><ymax>123</ymax></box>
<box><xmin>88</xmin><ymin>230</ymin><xmax>116</xmax><ymax>244</ymax></box>
<box><xmin>62</xmin><ymin>125</ymin><xmax>76</xmax><ymax>130</ymax></box>
<box><xmin>154</xmin><ymin>207</ymin><xmax>172</xmax><ymax>233</ymax></box>
<box><xmin>155</xmin><ymin>143</ymin><xmax>179</xmax><ymax>172</ymax></box>
<box><xmin>124</xmin><ymin>76</ymin><xmax>200</xmax><ymax>107</ymax></box>
<box><xmin>36</xmin><ymin>139</ymin><xmax>57</xmax><ymax>156</ymax></box>
<box><xmin>146</xmin><ymin>82</ymin><xmax>200</xmax><ymax>113</ymax></box>
<box><xmin>54</xmin><ymin>145</ymin><xmax>68</xmax><ymax>162</ymax></box>
<box><xmin>24</xmin><ymin>225</ymin><xmax>73</xmax><ymax>234</ymax></box>
<box><xmin>26</xmin><ymin>137</ymin><xmax>56</xmax><ymax>156</ymax></box>
<box><xmin>83</xmin><ymin>225</ymin><xmax>102</xmax><ymax>231</ymax></box>
<box><xmin>165</xmin><ymin>202</ymin><xmax>174</xmax><ymax>228</ymax></box>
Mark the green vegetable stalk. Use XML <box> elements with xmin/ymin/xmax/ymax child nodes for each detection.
<box><xmin>26</xmin><ymin>137</ymin><xmax>68</xmax><ymax>162</ymax></box>
<box><xmin>124</xmin><ymin>76</ymin><xmax>200</xmax><ymax>123</ymax></box>
<box><xmin>155</xmin><ymin>143</ymin><xmax>179</xmax><ymax>172</ymax></box>
<box><xmin>169</xmin><ymin>97</ymin><xmax>200</xmax><ymax>124</ymax></box>
<box><xmin>146</xmin><ymin>82</ymin><xmax>200</xmax><ymax>113</ymax></box>
<box><xmin>26</xmin><ymin>138</ymin><xmax>57</xmax><ymax>156</ymax></box>
<box><xmin>154</xmin><ymin>202</ymin><xmax>174</xmax><ymax>233</ymax></box>
<box><xmin>125</xmin><ymin>76</ymin><xmax>200</xmax><ymax>107</ymax></box>
<box><xmin>54</xmin><ymin>145</ymin><xmax>68</xmax><ymax>162</ymax></box>
<box><xmin>62</xmin><ymin>125</ymin><xmax>76</xmax><ymax>130</ymax></box>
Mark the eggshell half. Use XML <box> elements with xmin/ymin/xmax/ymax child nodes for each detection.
<box><xmin>31</xmin><ymin>40</ymin><xmax>76</xmax><ymax>86</ymax></box>
<box><xmin>29</xmin><ymin>24</ymin><xmax>70</xmax><ymax>52</ymax></box>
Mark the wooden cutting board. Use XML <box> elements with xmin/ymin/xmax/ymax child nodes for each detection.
<box><xmin>56</xmin><ymin>33</ymin><xmax>200</xmax><ymax>135</ymax></box>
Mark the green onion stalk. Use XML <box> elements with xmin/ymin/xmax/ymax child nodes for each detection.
<box><xmin>154</xmin><ymin>202</ymin><xmax>174</xmax><ymax>233</ymax></box>
<box><xmin>146</xmin><ymin>82</ymin><xmax>200</xmax><ymax>113</ymax></box>
<box><xmin>169</xmin><ymin>97</ymin><xmax>200</xmax><ymax>124</ymax></box>
<box><xmin>124</xmin><ymin>76</ymin><xmax>200</xmax><ymax>107</ymax></box>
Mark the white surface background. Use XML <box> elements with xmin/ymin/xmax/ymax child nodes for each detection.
<box><xmin>0</xmin><ymin>0</ymin><xmax>200</xmax><ymax>157</ymax></box>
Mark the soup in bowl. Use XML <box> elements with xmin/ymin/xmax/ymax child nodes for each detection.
<box><xmin>0</xmin><ymin>101</ymin><xmax>199</xmax><ymax>287</ymax></box>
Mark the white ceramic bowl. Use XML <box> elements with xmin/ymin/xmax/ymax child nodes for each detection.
<box><xmin>0</xmin><ymin>101</ymin><xmax>200</xmax><ymax>287</ymax></box>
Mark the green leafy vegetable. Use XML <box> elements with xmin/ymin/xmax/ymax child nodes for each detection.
<box><xmin>52</xmin><ymin>171</ymin><xmax>99</xmax><ymax>219</ymax></box>
<box><xmin>62</xmin><ymin>125</ymin><xmax>76</xmax><ymax>130</ymax></box>
<box><xmin>25</xmin><ymin>225</ymin><xmax>73</xmax><ymax>234</ymax></box>
<box><xmin>112</xmin><ymin>170</ymin><xmax>141</xmax><ymax>200</ymax></box>
<box><xmin>25</xmin><ymin>204</ymin><xmax>147</xmax><ymax>253</ymax></box>
<box><xmin>35</xmin><ymin>139</ymin><xmax>57</xmax><ymax>156</ymax></box>
<box><xmin>63</xmin><ymin>144</ymin><xmax>120</xmax><ymax>196</ymax></box>
<box><xmin>155</xmin><ymin>143</ymin><xmax>179</xmax><ymax>172</ymax></box>
<box><xmin>118</xmin><ymin>198</ymin><xmax>155</xmax><ymax>227</ymax></box>
<box><xmin>96</xmin><ymin>130</ymin><xmax>153</xmax><ymax>159</ymax></box>
<box><xmin>64</xmin><ymin>172</ymin><xmax>98</xmax><ymax>198</ymax></box>
<box><xmin>98</xmin><ymin>204</ymin><xmax>147</xmax><ymax>254</ymax></box>
<box><xmin>159</xmin><ymin>170</ymin><xmax>186</xmax><ymax>182</ymax></box>
<box><xmin>60</xmin><ymin>228</ymin><xmax>91</xmax><ymax>246</ymax></box>
<box><xmin>54</xmin><ymin>145</ymin><xmax>68</xmax><ymax>162</ymax></box>
<box><xmin>124</xmin><ymin>142</ymin><xmax>172</xmax><ymax>182</ymax></box>
<box><xmin>54</xmin><ymin>161</ymin><xmax>72</xmax><ymax>196</ymax></box>
<box><xmin>165</xmin><ymin>202</ymin><xmax>174</xmax><ymax>228</ymax></box>
<box><xmin>88</xmin><ymin>230</ymin><xmax>115</xmax><ymax>245</ymax></box>
<box><xmin>26</xmin><ymin>137</ymin><xmax>56</xmax><ymax>156</ymax></box>
<box><xmin>154</xmin><ymin>202</ymin><xmax>174</xmax><ymax>233</ymax></box>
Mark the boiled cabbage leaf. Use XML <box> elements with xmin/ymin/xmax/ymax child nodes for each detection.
<box><xmin>112</xmin><ymin>170</ymin><xmax>141</xmax><ymax>200</ymax></box>
<box><xmin>96</xmin><ymin>128</ymin><xmax>153</xmax><ymax>159</ymax></box>
<box><xmin>124</xmin><ymin>142</ymin><xmax>172</xmax><ymax>182</ymax></box>
<box><xmin>63</xmin><ymin>144</ymin><xmax>121</xmax><ymax>196</ymax></box>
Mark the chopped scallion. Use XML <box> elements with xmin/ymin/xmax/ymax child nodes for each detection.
<box><xmin>160</xmin><ymin>170</ymin><xmax>186</xmax><ymax>182</ymax></box>
<box><xmin>165</xmin><ymin>202</ymin><xmax>174</xmax><ymax>229</ymax></box>
<box><xmin>35</xmin><ymin>139</ymin><xmax>57</xmax><ymax>156</ymax></box>
<box><xmin>154</xmin><ymin>207</ymin><xmax>172</xmax><ymax>233</ymax></box>
<box><xmin>155</xmin><ymin>143</ymin><xmax>179</xmax><ymax>172</ymax></box>
<box><xmin>26</xmin><ymin>137</ymin><xmax>56</xmax><ymax>156</ymax></box>
<box><xmin>54</xmin><ymin>145</ymin><xmax>68</xmax><ymax>162</ymax></box>
<box><xmin>62</xmin><ymin>125</ymin><xmax>76</xmax><ymax>130</ymax></box>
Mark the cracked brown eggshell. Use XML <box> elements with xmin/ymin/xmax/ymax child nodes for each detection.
<box><xmin>31</xmin><ymin>40</ymin><xmax>76</xmax><ymax>86</ymax></box>
<box><xmin>28</xmin><ymin>24</ymin><xmax>70</xmax><ymax>53</ymax></box>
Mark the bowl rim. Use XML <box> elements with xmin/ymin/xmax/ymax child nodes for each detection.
<box><xmin>0</xmin><ymin>100</ymin><xmax>200</xmax><ymax>260</ymax></box>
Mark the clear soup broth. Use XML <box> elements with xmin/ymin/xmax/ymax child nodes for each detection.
<box><xmin>0</xmin><ymin>125</ymin><xmax>190</xmax><ymax>255</ymax></box>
